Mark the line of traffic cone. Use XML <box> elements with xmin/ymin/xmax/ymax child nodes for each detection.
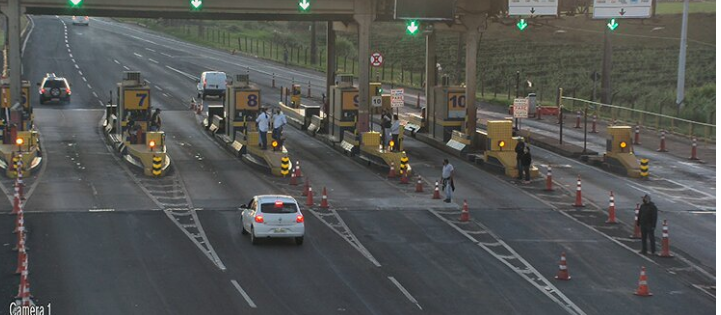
<box><xmin>689</xmin><ymin>137</ymin><xmax>699</xmax><ymax>161</ymax></box>
<box><xmin>630</xmin><ymin>203</ymin><xmax>641</xmax><ymax>239</ymax></box>
<box><xmin>415</xmin><ymin>176</ymin><xmax>423</xmax><ymax>193</ymax></box>
<box><xmin>555</xmin><ymin>252</ymin><xmax>571</xmax><ymax>280</ymax></box>
<box><xmin>289</xmin><ymin>171</ymin><xmax>298</xmax><ymax>186</ymax></box>
<box><xmin>320</xmin><ymin>187</ymin><xmax>329</xmax><ymax>209</ymax></box>
<box><xmin>14</xmin><ymin>211</ymin><xmax>25</xmax><ymax>234</ymax></box>
<box><xmin>15</xmin><ymin>253</ymin><xmax>34</xmax><ymax>306</ymax></box>
<box><xmin>17</xmin><ymin>171</ymin><xmax>24</xmax><ymax>200</ymax></box>
<box><xmin>634</xmin><ymin>266</ymin><xmax>653</xmax><ymax>296</ymax></box>
<box><xmin>572</xmin><ymin>175</ymin><xmax>584</xmax><ymax>207</ymax></box>
<box><xmin>388</xmin><ymin>162</ymin><xmax>396</xmax><ymax>178</ymax></box>
<box><xmin>545</xmin><ymin>166</ymin><xmax>553</xmax><ymax>191</ymax></box>
<box><xmin>606</xmin><ymin>191</ymin><xmax>617</xmax><ymax>224</ymax></box>
<box><xmin>306</xmin><ymin>186</ymin><xmax>314</xmax><ymax>206</ymax></box>
<box><xmin>432</xmin><ymin>181</ymin><xmax>441</xmax><ymax>199</ymax></box>
<box><xmin>294</xmin><ymin>161</ymin><xmax>302</xmax><ymax>178</ymax></box>
<box><xmin>11</xmin><ymin>191</ymin><xmax>20</xmax><ymax>214</ymax></box>
<box><xmin>658</xmin><ymin>220</ymin><xmax>673</xmax><ymax>258</ymax></box>
<box><xmin>459</xmin><ymin>200</ymin><xmax>469</xmax><ymax>222</ymax></box>
<box><xmin>657</xmin><ymin>130</ymin><xmax>668</xmax><ymax>152</ymax></box>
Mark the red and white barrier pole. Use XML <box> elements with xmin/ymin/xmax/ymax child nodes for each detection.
<box><xmin>657</xmin><ymin>130</ymin><xmax>668</xmax><ymax>152</ymax></box>
<box><xmin>545</xmin><ymin>166</ymin><xmax>553</xmax><ymax>191</ymax></box>
<box><xmin>574</xmin><ymin>111</ymin><xmax>581</xmax><ymax>128</ymax></box>
<box><xmin>689</xmin><ymin>137</ymin><xmax>699</xmax><ymax>161</ymax></box>
<box><xmin>591</xmin><ymin>115</ymin><xmax>598</xmax><ymax>133</ymax></box>
<box><xmin>634</xmin><ymin>125</ymin><xmax>641</xmax><ymax>145</ymax></box>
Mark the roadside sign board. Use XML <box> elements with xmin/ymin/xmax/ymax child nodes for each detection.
<box><xmin>447</xmin><ymin>91</ymin><xmax>466</xmax><ymax>118</ymax></box>
<box><xmin>509</xmin><ymin>0</ymin><xmax>558</xmax><ymax>16</ymax></box>
<box><xmin>235</xmin><ymin>91</ymin><xmax>260</xmax><ymax>110</ymax></box>
<box><xmin>124</xmin><ymin>89</ymin><xmax>150</xmax><ymax>110</ymax></box>
<box><xmin>371</xmin><ymin>96</ymin><xmax>382</xmax><ymax>107</ymax></box>
<box><xmin>593</xmin><ymin>0</ymin><xmax>652</xmax><ymax>18</ymax></box>
<box><xmin>390</xmin><ymin>89</ymin><xmax>404</xmax><ymax>108</ymax></box>
<box><xmin>513</xmin><ymin>98</ymin><xmax>529</xmax><ymax>118</ymax></box>
<box><xmin>370</xmin><ymin>52</ymin><xmax>384</xmax><ymax>67</ymax></box>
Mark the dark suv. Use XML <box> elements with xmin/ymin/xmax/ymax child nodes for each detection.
<box><xmin>38</xmin><ymin>73</ymin><xmax>71</xmax><ymax>104</ymax></box>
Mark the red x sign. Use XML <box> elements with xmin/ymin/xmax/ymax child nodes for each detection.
<box><xmin>370</xmin><ymin>52</ymin><xmax>384</xmax><ymax>67</ymax></box>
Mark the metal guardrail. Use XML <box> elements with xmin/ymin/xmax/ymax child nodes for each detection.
<box><xmin>562</xmin><ymin>96</ymin><xmax>715</xmax><ymax>142</ymax></box>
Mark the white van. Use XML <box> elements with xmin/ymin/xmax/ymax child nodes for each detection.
<box><xmin>197</xmin><ymin>71</ymin><xmax>227</xmax><ymax>100</ymax></box>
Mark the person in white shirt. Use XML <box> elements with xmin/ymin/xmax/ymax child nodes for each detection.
<box><xmin>441</xmin><ymin>159</ymin><xmax>455</xmax><ymax>203</ymax></box>
<box><xmin>256</xmin><ymin>108</ymin><xmax>270</xmax><ymax>150</ymax></box>
<box><xmin>272</xmin><ymin>109</ymin><xmax>287</xmax><ymax>143</ymax></box>
<box><xmin>390</xmin><ymin>114</ymin><xmax>400</xmax><ymax>151</ymax></box>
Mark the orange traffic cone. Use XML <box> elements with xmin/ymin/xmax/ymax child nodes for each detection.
<box><xmin>294</xmin><ymin>161</ymin><xmax>302</xmax><ymax>178</ymax></box>
<box><xmin>572</xmin><ymin>175</ymin><xmax>584</xmax><ymax>207</ymax></box>
<box><xmin>302</xmin><ymin>179</ymin><xmax>309</xmax><ymax>196</ymax></box>
<box><xmin>658</xmin><ymin>220</ymin><xmax>673</xmax><ymax>258</ymax></box>
<box><xmin>634</xmin><ymin>266</ymin><xmax>653</xmax><ymax>296</ymax></box>
<box><xmin>11</xmin><ymin>192</ymin><xmax>20</xmax><ymax>214</ymax></box>
<box><xmin>15</xmin><ymin>234</ymin><xmax>26</xmax><ymax>274</ymax></box>
<box><xmin>415</xmin><ymin>176</ymin><xmax>423</xmax><ymax>193</ymax></box>
<box><xmin>459</xmin><ymin>200</ymin><xmax>470</xmax><ymax>222</ymax></box>
<box><xmin>388</xmin><ymin>162</ymin><xmax>396</xmax><ymax>178</ymax></box>
<box><xmin>657</xmin><ymin>130</ymin><xmax>668</xmax><ymax>152</ymax></box>
<box><xmin>555</xmin><ymin>252</ymin><xmax>571</xmax><ymax>280</ymax></box>
<box><xmin>16</xmin><ymin>254</ymin><xmax>34</xmax><ymax>306</ymax></box>
<box><xmin>306</xmin><ymin>186</ymin><xmax>313</xmax><ymax>206</ymax></box>
<box><xmin>400</xmin><ymin>170</ymin><xmax>409</xmax><ymax>184</ymax></box>
<box><xmin>289</xmin><ymin>171</ymin><xmax>298</xmax><ymax>186</ymax></box>
<box><xmin>545</xmin><ymin>166</ymin><xmax>553</xmax><ymax>191</ymax></box>
<box><xmin>630</xmin><ymin>203</ymin><xmax>641</xmax><ymax>239</ymax></box>
<box><xmin>432</xmin><ymin>181</ymin><xmax>441</xmax><ymax>199</ymax></box>
<box><xmin>17</xmin><ymin>172</ymin><xmax>24</xmax><ymax>200</ymax></box>
<box><xmin>14</xmin><ymin>211</ymin><xmax>25</xmax><ymax>234</ymax></box>
<box><xmin>196</xmin><ymin>101</ymin><xmax>202</xmax><ymax>115</ymax></box>
<box><xmin>320</xmin><ymin>187</ymin><xmax>329</xmax><ymax>209</ymax></box>
<box><xmin>606</xmin><ymin>191</ymin><xmax>617</xmax><ymax>224</ymax></box>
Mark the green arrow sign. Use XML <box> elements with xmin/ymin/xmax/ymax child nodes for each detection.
<box><xmin>607</xmin><ymin>18</ymin><xmax>619</xmax><ymax>31</ymax></box>
<box><xmin>299</xmin><ymin>0</ymin><xmax>310</xmax><ymax>11</ymax></box>
<box><xmin>190</xmin><ymin>0</ymin><xmax>203</xmax><ymax>10</ymax></box>
<box><xmin>516</xmin><ymin>19</ymin><xmax>528</xmax><ymax>31</ymax></box>
<box><xmin>69</xmin><ymin>0</ymin><xmax>82</xmax><ymax>7</ymax></box>
<box><xmin>406</xmin><ymin>20</ymin><xmax>419</xmax><ymax>35</ymax></box>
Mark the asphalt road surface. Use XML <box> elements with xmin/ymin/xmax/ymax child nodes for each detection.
<box><xmin>0</xmin><ymin>15</ymin><xmax>714</xmax><ymax>315</ymax></box>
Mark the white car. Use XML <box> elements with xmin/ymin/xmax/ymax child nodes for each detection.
<box><xmin>72</xmin><ymin>16</ymin><xmax>89</xmax><ymax>26</ymax></box>
<box><xmin>241</xmin><ymin>195</ymin><xmax>305</xmax><ymax>245</ymax></box>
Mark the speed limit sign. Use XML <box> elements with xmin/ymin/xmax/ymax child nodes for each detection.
<box><xmin>371</xmin><ymin>96</ymin><xmax>382</xmax><ymax>107</ymax></box>
<box><xmin>370</xmin><ymin>52</ymin><xmax>384</xmax><ymax>67</ymax></box>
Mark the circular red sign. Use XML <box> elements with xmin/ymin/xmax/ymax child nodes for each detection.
<box><xmin>370</xmin><ymin>52</ymin><xmax>384</xmax><ymax>67</ymax></box>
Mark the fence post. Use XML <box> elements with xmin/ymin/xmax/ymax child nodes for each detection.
<box><xmin>305</xmin><ymin>48</ymin><xmax>309</xmax><ymax>65</ymax></box>
<box><xmin>237</xmin><ymin>37</ymin><xmax>241</xmax><ymax>50</ymax></box>
<box><xmin>245</xmin><ymin>37</ymin><xmax>248</xmax><ymax>51</ymax></box>
<box><xmin>382</xmin><ymin>63</ymin><xmax>386</xmax><ymax>81</ymax></box>
<box><xmin>296</xmin><ymin>45</ymin><xmax>300</xmax><ymax>64</ymax></box>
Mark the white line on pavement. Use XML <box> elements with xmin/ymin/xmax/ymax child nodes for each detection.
<box><xmin>166</xmin><ymin>65</ymin><xmax>199</xmax><ymax>81</ymax></box>
<box><xmin>133</xmin><ymin>52</ymin><xmax>143</xmax><ymax>58</ymax></box>
<box><xmin>78</xmin><ymin>70</ymin><xmax>83</xmax><ymax>76</ymax></box>
<box><xmin>388</xmin><ymin>277</ymin><xmax>422</xmax><ymax>310</ymax></box>
<box><xmin>98</xmin><ymin>100</ymin><xmax>104</xmax><ymax>106</ymax></box>
<box><xmin>145</xmin><ymin>48</ymin><xmax>156</xmax><ymax>52</ymax></box>
<box><xmin>71</xmin><ymin>58</ymin><xmax>76</xmax><ymax>63</ymax></box>
<box><xmin>162</xmin><ymin>93</ymin><xmax>169</xmax><ymax>98</ymax></box>
<box><xmin>230</xmin><ymin>280</ymin><xmax>257</xmax><ymax>308</ymax></box>
<box><xmin>123</xmin><ymin>66</ymin><xmax>130</xmax><ymax>71</ymax></box>
<box><xmin>74</xmin><ymin>64</ymin><xmax>79</xmax><ymax>69</ymax></box>
<box><xmin>87</xmin><ymin>84</ymin><xmax>92</xmax><ymax>89</ymax></box>
<box><xmin>148</xmin><ymin>58</ymin><xmax>159</xmax><ymax>64</ymax></box>
<box><xmin>69</xmin><ymin>53</ymin><xmax>73</xmax><ymax>58</ymax></box>
<box><xmin>92</xmin><ymin>91</ymin><xmax>98</xmax><ymax>98</ymax></box>
<box><xmin>89</xmin><ymin>208</ymin><xmax>115</xmax><ymax>212</ymax></box>
<box><xmin>113</xmin><ymin>59</ymin><xmax>120</xmax><ymax>64</ymax></box>
<box><xmin>160</xmin><ymin>52</ymin><xmax>172</xmax><ymax>58</ymax></box>
<box><xmin>66</xmin><ymin>43</ymin><xmax>69</xmax><ymax>48</ymax></box>
<box><xmin>82</xmin><ymin>77</ymin><xmax>87</xmax><ymax>82</ymax></box>
<box><xmin>154</xmin><ymin>86</ymin><xmax>163</xmax><ymax>91</ymax></box>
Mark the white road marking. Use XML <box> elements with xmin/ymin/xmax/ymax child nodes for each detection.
<box><xmin>123</xmin><ymin>66</ymin><xmax>130</xmax><ymax>71</ymax></box>
<box><xmin>113</xmin><ymin>59</ymin><xmax>120</xmax><ymax>65</ymax></box>
<box><xmin>230</xmin><ymin>280</ymin><xmax>257</xmax><ymax>308</ymax></box>
<box><xmin>388</xmin><ymin>277</ymin><xmax>422</xmax><ymax>310</ymax></box>
<box><xmin>65</xmin><ymin>38</ymin><xmax>68</xmax><ymax>43</ymax></box>
<box><xmin>162</xmin><ymin>93</ymin><xmax>169</xmax><ymax>98</ymax></box>
<box><xmin>92</xmin><ymin>91</ymin><xmax>98</xmax><ymax>98</ymax></box>
<box><xmin>21</xmin><ymin>16</ymin><xmax>35</xmax><ymax>58</ymax></box>
<box><xmin>98</xmin><ymin>100</ymin><xmax>104</xmax><ymax>106</ymax></box>
<box><xmin>154</xmin><ymin>86</ymin><xmax>163</xmax><ymax>91</ymax></box>
<box><xmin>128</xmin><ymin>34</ymin><xmax>158</xmax><ymax>45</ymax></box>
<box><xmin>69</xmin><ymin>53</ymin><xmax>73</xmax><ymax>58</ymax></box>
<box><xmin>78</xmin><ymin>70</ymin><xmax>83</xmax><ymax>76</ymax></box>
<box><xmin>74</xmin><ymin>64</ymin><xmax>79</xmax><ymax>69</ymax></box>
<box><xmin>145</xmin><ymin>80</ymin><xmax>151</xmax><ymax>84</ymax></box>
<box><xmin>89</xmin><ymin>208</ymin><xmax>115</xmax><ymax>212</ymax></box>
<box><xmin>87</xmin><ymin>83</ymin><xmax>92</xmax><ymax>89</ymax></box>
<box><xmin>133</xmin><ymin>52</ymin><xmax>143</xmax><ymax>58</ymax></box>
<box><xmin>71</xmin><ymin>58</ymin><xmax>76</xmax><ymax>63</ymax></box>
<box><xmin>145</xmin><ymin>48</ymin><xmax>156</xmax><ymax>52</ymax></box>
<box><xmin>165</xmin><ymin>65</ymin><xmax>199</xmax><ymax>81</ymax></box>
<box><xmin>148</xmin><ymin>58</ymin><xmax>159</xmax><ymax>64</ymax></box>
<box><xmin>82</xmin><ymin>77</ymin><xmax>87</xmax><ymax>82</ymax></box>
<box><xmin>160</xmin><ymin>52</ymin><xmax>172</xmax><ymax>57</ymax></box>
<box><xmin>66</xmin><ymin>43</ymin><xmax>69</xmax><ymax>48</ymax></box>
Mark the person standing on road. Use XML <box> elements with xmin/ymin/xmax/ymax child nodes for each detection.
<box><xmin>441</xmin><ymin>159</ymin><xmax>455</xmax><ymax>203</ymax></box>
<box><xmin>272</xmin><ymin>109</ymin><xmax>287</xmax><ymax>143</ymax></box>
<box><xmin>149</xmin><ymin>108</ymin><xmax>162</xmax><ymax>131</ymax></box>
<box><xmin>515</xmin><ymin>138</ymin><xmax>526</xmax><ymax>180</ymax></box>
<box><xmin>381</xmin><ymin>110</ymin><xmax>392</xmax><ymax>147</ymax></box>
<box><xmin>391</xmin><ymin>114</ymin><xmax>400</xmax><ymax>151</ymax></box>
<box><xmin>256</xmin><ymin>107</ymin><xmax>270</xmax><ymax>150</ymax></box>
<box><xmin>638</xmin><ymin>194</ymin><xmax>659</xmax><ymax>255</ymax></box>
<box><xmin>520</xmin><ymin>146</ymin><xmax>532</xmax><ymax>183</ymax></box>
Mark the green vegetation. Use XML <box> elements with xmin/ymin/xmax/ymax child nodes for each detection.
<box><xmin>655</xmin><ymin>1</ymin><xmax>716</xmax><ymax>14</ymax></box>
<box><xmin>124</xmin><ymin>13</ymin><xmax>715</xmax><ymax>133</ymax></box>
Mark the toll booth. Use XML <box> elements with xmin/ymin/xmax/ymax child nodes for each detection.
<box><xmin>111</xmin><ymin>71</ymin><xmax>170</xmax><ymax>177</ymax></box>
<box><xmin>221</xmin><ymin>74</ymin><xmax>290</xmax><ymax>176</ymax></box>
<box><xmin>604</xmin><ymin>126</ymin><xmax>641</xmax><ymax>177</ymax></box>
<box><xmin>290</xmin><ymin>84</ymin><xmax>302</xmax><ymax>108</ymax></box>
<box><xmin>427</xmin><ymin>76</ymin><xmax>465</xmax><ymax>142</ymax></box>
<box><xmin>0</xmin><ymin>78</ymin><xmax>41</xmax><ymax>178</ymax></box>
<box><xmin>328</xmin><ymin>74</ymin><xmax>358</xmax><ymax>142</ymax></box>
<box><xmin>481</xmin><ymin>120</ymin><xmax>538</xmax><ymax>179</ymax></box>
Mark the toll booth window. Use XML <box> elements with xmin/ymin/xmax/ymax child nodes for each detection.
<box><xmin>260</xmin><ymin>202</ymin><xmax>298</xmax><ymax>214</ymax></box>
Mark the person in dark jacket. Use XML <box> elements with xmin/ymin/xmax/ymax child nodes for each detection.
<box><xmin>521</xmin><ymin>146</ymin><xmax>532</xmax><ymax>183</ymax></box>
<box><xmin>515</xmin><ymin>138</ymin><xmax>526</xmax><ymax>180</ymax></box>
<box><xmin>637</xmin><ymin>194</ymin><xmax>659</xmax><ymax>255</ymax></box>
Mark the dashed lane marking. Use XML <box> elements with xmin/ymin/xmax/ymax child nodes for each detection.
<box><xmin>160</xmin><ymin>52</ymin><xmax>172</xmax><ymax>57</ymax></box>
<box><xmin>92</xmin><ymin>91</ymin><xmax>98</xmax><ymax>98</ymax></box>
<box><xmin>82</xmin><ymin>77</ymin><xmax>87</xmax><ymax>82</ymax></box>
<box><xmin>78</xmin><ymin>70</ymin><xmax>83</xmax><ymax>76</ymax></box>
<box><xmin>89</xmin><ymin>208</ymin><xmax>115</xmax><ymax>212</ymax></box>
<box><xmin>162</xmin><ymin>93</ymin><xmax>169</xmax><ymax>98</ymax></box>
<box><xmin>148</xmin><ymin>58</ymin><xmax>159</xmax><ymax>64</ymax></box>
<box><xmin>165</xmin><ymin>65</ymin><xmax>199</xmax><ymax>81</ymax></box>
<box><xmin>113</xmin><ymin>59</ymin><xmax>120</xmax><ymax>64</ymax></box>
<box><xmin>74</xmin><ymin>64</ymin><xmax>79</xmax><ymax>69</ymax></box>
<box><xmin>69</xmin><ymin>53</ymin><xmax>73</xmax><ymax>58</ymax></box>
<box><xmin>230</xmin><ymin>280</ymin><xmax>257</xmax><ymax>309</ymax></box>
<box><xmin>71</xmin><ymin>58</ymin><xmax>75</xmax><ymax>63</ymax></box>
<box><xmin>154</xmin><ymin>86</ymin><xmax>163</xmax><ymax>91</ymax></box>
<box><xmin>133</xmin><ymin>52</ymin><xmax>143</xmax><ymax>58</ymax></box>
<box><xmin>123</xmin><ymin>66</ymin><xmax>130</xmax><ymax>70</ymax></box>
<box><xmin>145</xmin><ymin>48</ymin><xmax>156</xmax><ymax>52</ymax></box>
<box><xmin>388</xmin><ymin>277</ymin><xmax>422</xmax><ymax>310</ymax></box>
<box><xmin>87</xmin><ymin>83</ymin><xmax>92</xmax><ymax>89</ymax></box>
<box><xmin>98</xmin><ymin>100</ymin><xmax>104</xmax><ymax>106</ymax></box>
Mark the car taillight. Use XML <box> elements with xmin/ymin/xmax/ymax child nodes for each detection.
<box><xmin>296</xmin><ymin>214</ymin><xmax>304</xmax><ymax>223</ymax></box>
<box><xmin>65</xmin><ymin>88</ymin><xmax>71</xmax><ymax>95</ymax></box>
<box><xmin>254</xmin><ymin>215</ymin><xmax>264</xmax><ymax>223</ymax></box>
<box><xmin>40</xmin><ymin>88</ymin><xmax>45</xmax><ymax>94</ymax></box>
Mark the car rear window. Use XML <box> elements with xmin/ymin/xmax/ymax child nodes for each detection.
<box><xmin>43</xmin><ymin>80</ymin><xmax>65</xmax><ymax>88</ymax></box>
<box><xmin>260</xmin><ymin>202</ymin><xmax>298</xmax><ymax>214</ymax></box>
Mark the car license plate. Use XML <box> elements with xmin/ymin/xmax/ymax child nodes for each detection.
<box><xmin>273</xmin><ymin>228</ymin><xmax>287</xmax><ymax>233</ymax></box>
